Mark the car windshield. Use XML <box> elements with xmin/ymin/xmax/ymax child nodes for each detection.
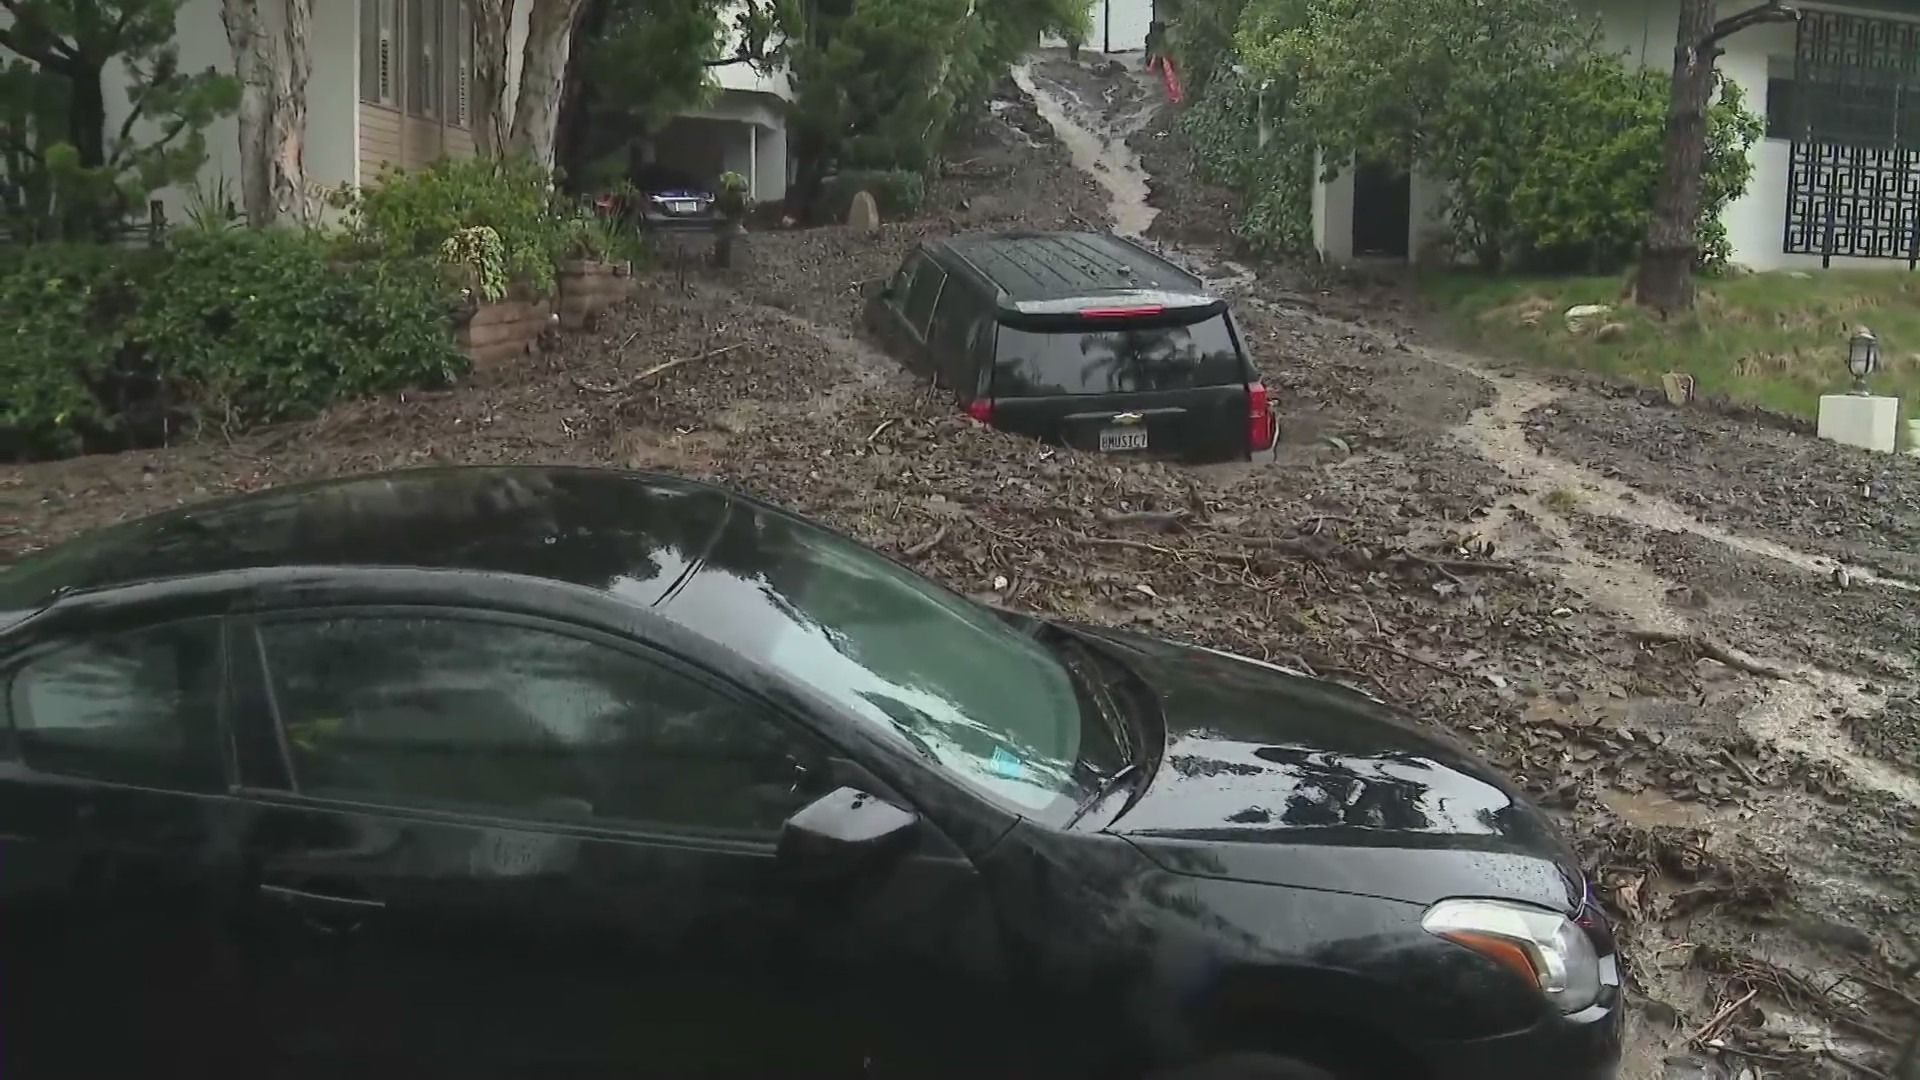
<box><xmin>992</xmin><ymin>311</ymin><xmax>1243</xmax><ymax>396</ymax></box>
<box><xmin>660</xmin><ymin>508</ymin><xmax>1127</xmax><ymax>816</ymax></box>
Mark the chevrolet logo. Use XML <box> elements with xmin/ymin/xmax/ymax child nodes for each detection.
<box><xmin>1111</xmin><ymin>412</ymin><xmax>1144</xmax><ymax>425</ymax></box>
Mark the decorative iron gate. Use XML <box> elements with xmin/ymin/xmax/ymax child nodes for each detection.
<box><xmin>1783</xmin><ymin>9</ymin><xmax>1920</xmax><ymax>267</ymax></box>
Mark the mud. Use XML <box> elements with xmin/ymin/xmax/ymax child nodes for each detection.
<box><xmin>1</xmin><ymin>49</ymin><xmax>1916</xmax><ymax>1080</ymax></box>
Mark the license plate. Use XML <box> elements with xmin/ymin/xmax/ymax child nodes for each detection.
<box><xmin>1098</xmin><ymin>427</ymin><xmax>1149</xmax><ymax>452</ymax></box>
<box><xmin>669</xmin><ymin>200</ymin><xmax>700</xmax><ymax>214</ymax></box>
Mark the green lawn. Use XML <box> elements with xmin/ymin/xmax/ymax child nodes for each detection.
<box><xmin>1421</xmin><ymin>269</ymin><xmax>1920</xmax><ymax>425</ymax></box>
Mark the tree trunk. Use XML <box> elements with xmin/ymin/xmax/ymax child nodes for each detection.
<box><xmin>553</xmin><ymin>0</ymin><xmax>610</xmax><ymax>186</ymax></box>
<box><xmin>220</xmin><ymin>0</ymin><xmax>275</xmax><ymax>225</ymax></box>
<box><xmin>68</xmin><ymin>65</ymin><xmax>108</xmax><ymax>169</ymax></box>
<box><xmin>1636</xmin><ymin>0</ymin><xmax>1717</xmax><ymax>313</ymax></box>
<box><xmin>269</xmin><ymin>0</ymin><xmax>314</xmax><ymax>222</ymax></box>
<box><xmin>508</xmin><ymin>0</ymin><xmax>586</xmax><ymax>166</ymax></box>
<box><xmin>468</xmin><ymin>0</ymin><xmax>514</xmax><ymax>156</ymax></box>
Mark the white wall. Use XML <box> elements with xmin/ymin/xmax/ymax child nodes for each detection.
<box><xmin>1310</xmin><ymin>150</ymin><xmax>1356</xmax><ymax>264</ymax></box>
<box><xmin>1585</xmin><ymin>0</ymin><xmax>1920</xmax><ymax>272</ymax></box>
<box><xmin>310</xmin><ymin>0</ymin><xmax>360</xmax><ymax>192</ymax></box>
<box><xmin>1043</xmin><ymin>0</ymin><xmax>1155</xmax><ymax>53</ymax></box>
<box><xmin>94</xmin><ymin>0</ymin><xmax>245</xmax><ymax>223</ymax></box>
<box><xmin>668</xmin><ymin>90</ymin><xmax>789</xmax><ymax>202</ymax></box>
<box><xmin>1309</xmin><ymin>0</ymin><xmax>1914</xmax><ymax>270</ymax></box>
<box><xmin>753</xmin><ymin>121</ymin><xmax>789</xmax><ymax>202</ymax></box>
<box><xmin>502</xmin><ymin>0</ymin><xmax>536</xmax><ymax>122</ymax></box>
<box><xmin>710</xmin><ymin>0</ymin><xmax>794</xmax><ymax>101</ymax></box>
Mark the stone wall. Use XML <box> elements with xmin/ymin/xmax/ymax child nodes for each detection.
<box><xmin>454</xmin><ymin>261</ymin><xmax>639</xmax><ymax>365</ymax></box>
<box><xmin>557</xmin><ymin>260</ymin><xmax>640</xmax><ymax>330</ymax></box>
<box><xmin>457</xmin><ymin>287</ymin><xmax>553</xmax><ymax>366</ymax></box>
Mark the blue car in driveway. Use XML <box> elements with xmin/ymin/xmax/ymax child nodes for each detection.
<box><xmin>630</xmin><ymin>163</ymin><xmax>718</xmax><ymax>231</ymax></box>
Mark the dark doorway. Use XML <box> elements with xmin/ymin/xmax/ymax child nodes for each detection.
<box><xmin>1351</xmin><ymin>160</ymin><xmax>1411</xmax><ymax>259</ymax></box>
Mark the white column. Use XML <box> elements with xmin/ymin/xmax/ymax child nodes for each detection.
<box><xmin>749</xmin><ymin>123</ymin><xmax>759</xmax><ymax>199</ymax></box>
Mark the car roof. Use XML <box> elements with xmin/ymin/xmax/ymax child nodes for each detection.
<box><xmin>933</xmin><ymin>230</ymin><xmax>1210</xmax><ymax>308</ymax></box>
<box><xmin>0</xmin><ymin>466</ymin><xmax>751</xmax><ymax>610</ymax></box>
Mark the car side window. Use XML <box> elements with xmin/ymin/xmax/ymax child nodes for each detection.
<box><xmin>902</xmin><ymin>260</ymin><xmax>947</xmax><ymax>339</ymax></box>
<box><xmin>6</xmin><ymin>619</ymin><xmax>226</xmax><ymax>792</ymax></box>
<box><xmin>928</xmin><ymin>282</ymin><xmax>982</xmax><ymax>379</ymax></box>
<box><xmin>887</xmin><ymin>252</ymin><xmax>922</xmax><ymax>305</ymax></box>
<box><xmin>252</xmin><ymin>615</ymin><xmax>827</xmax><ymax>837</ymax></box>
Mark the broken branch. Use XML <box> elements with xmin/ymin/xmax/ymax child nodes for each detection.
<box><xmin>1099</xmin><ymin>508</ymin><xmax>1189</xmax><ymax>530</ymax></box>
<box><xmin>1628</xmin><ymin>631</ymin><xmax>1793</xmax><ymax>680</ymax></box>
<box><xmin>1686</xmin><ymin>987</ymin><xmax>1759</xmax><ymax>1045</ymax></box>
<box><xmin>903</xmin><ymin>522</ymin><xmax>949</xmax><ymax>558</ymax></box>
<box><xmin>1355</xmin><ymin>639</ymin><xmax>1459</xmax><ymax>677</ymax></box>
<box><xmin>574</xmin><ymin>343</ymin><xmax>744</xmax><ymax>394</ymax></box>
<box><xmin>1701</xmin><ymin>2</ymin><xmax>1798</xmax><ymax>50</ymax></box>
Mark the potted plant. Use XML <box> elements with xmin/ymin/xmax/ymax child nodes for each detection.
<box><xmin>711</xmin><ymin>171</ymin><xmax>753</xmax><ymax>269</ymax></box>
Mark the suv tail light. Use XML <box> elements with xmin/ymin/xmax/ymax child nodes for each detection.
<box><xmin>965</xmin><ymin>399</ymin><xmax>993</xmax><ymax>423</ymax></box>
<box><xmin>1079</xmin><ymin>305</ymin><xmax>1164</xmax><ymax>318</ymax></box>
<box><xmin>1247</xmin><ymin>381</ymin><xmax>1275</xmax><ymax>451</ymax></box>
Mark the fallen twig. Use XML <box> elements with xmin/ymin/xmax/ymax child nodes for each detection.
<box><xmin>1099</xmin><ymin>508</ymin><xmax>1188</xmax><ymax>530</ymax></box>
<box><xmin>1629</xmin><ymin>631</ymin><xmax>1793</xmax><ymax>680</ymax></box>
<box><xmin>1355</xmin><ymin>640</ymin><xmax>1459</xmax><ymax>677</ymax></box>
<box><xmin>1686</xmin><ymin>987</ymin><xmax>1758</xmax><ymax>1045</ymax></box>
<box><xmin>867</xmin><ymin>419</ymin><xmax>897</xmax><ymax>442</ymax></box>
<box><xmin>1072</xmin><ymin>531</ymin><xmax>1178</xmax><ymax>556</ymax></box>
<box><xmin>1826</xmin><ymin>1049</ymin><xmax>1891</xmax><ymax>1080</ymax></box>
<box><xmin>574</xmin><ymin>343</ymin><xmax>744</xmax><ymax>394</ymax></box>
<box><xmin>904</xmin><ymin>522</ymin><xmax>949</xmax><ymax>559</ymax></box>
<box><xmin>1720</xmin><ymin>748</ymin><xmax>1763</xmax><ymax>787</ymax></box>
<box><xmin>1395</xmin><ymin>551</ymin><xmax>1520</xmax><ymax>574</ymax></box>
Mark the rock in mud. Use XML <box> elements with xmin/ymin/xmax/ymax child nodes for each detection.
<box><xmin>847</xmin><ymin>190</ymin><xmax>881</xmax><ymax>232</ymax></box>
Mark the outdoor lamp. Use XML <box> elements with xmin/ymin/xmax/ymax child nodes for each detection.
<box><xmin>1847</xmin><ymin>328</ymin><xmax>1879</xmax><ymax>394</ymax></box>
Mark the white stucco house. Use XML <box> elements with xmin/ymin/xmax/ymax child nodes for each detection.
<box><xmin>643</xmin><ymin>3</ymin><xmax>793</xmax><ymax>203</ymax></box>
<box><xmin>1312</xmin><ymin>0</ymin><xmax>1920</xmax><ymax>273</ymax></box>
<box><xmin>50</xmin><ymin>0</ymin><xmax>790</xmax><ymax>220</ymax></box>
<box><xmin>75</xmin><ymin>0</ymin><xmax>533</xmax><ymax>220</ymax></box>
<box><xmin>1043</xmin><ymin>0</ymin><xmax>1158</xmax><ymax>54</ymax></box>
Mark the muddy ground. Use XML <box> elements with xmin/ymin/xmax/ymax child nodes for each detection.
<box><xmin>6</xmin><ymin>56</ymin><xmax>1920</xmax><ymax>1079</ymax></box>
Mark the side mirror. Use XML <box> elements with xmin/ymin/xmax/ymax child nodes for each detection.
<box><xmin>776</xmin><ymin>786</ymin><xmax>918</xmax><ymax>882</ymax></box>
<box><xmin>861</xmin><ymin>278</ymin><xmax>890</xmax><ymax>302</ymax></box>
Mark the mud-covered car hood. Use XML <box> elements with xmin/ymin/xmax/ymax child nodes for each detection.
<box><xmin>1073</xmin><ymin>624</ymin><xmax>1587</xmax><ymax>912</ymax></box>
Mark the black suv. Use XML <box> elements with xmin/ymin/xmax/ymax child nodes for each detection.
<box><xmin>863</xmin><ymin>231</ymin><xmax>1277</xmax><ymax>464</ymax></box>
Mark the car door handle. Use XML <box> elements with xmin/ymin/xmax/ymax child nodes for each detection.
<box><xmin>259</xmin><ymin>883</ymin><xmax>387</xmax><ymax>910</ymax></box>
<box><xmin>259</xmin><ymin>881</ymin><xmax>387</xmax><ymax>937</ymax></box>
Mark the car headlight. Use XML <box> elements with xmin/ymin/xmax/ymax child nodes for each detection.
<box><xmin>1421</xmin><ymin>898</ymin><xmax>1604</xmax><ymax>1014</ymax></box>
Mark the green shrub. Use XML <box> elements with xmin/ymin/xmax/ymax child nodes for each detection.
<box><xmin>0</xmin><ymin>244</ymin><xmax>157</xmax><ymax>459</ymax></box>
<box><xmin>135</xmin><ymin>229</ymin><xmax>466</xmax><ymax>429</ymax></box>
<box><xmin>336</xmin><ymin>156</ymin><xmax>567</xmax><ymax>292</ymax></box>
<box><xmin>1482</xmin><ymin>57</ymin><xmax>1759</xmax><ymax>274</ymax></box>
<box><xmin>818</xmin><ymin>169</ymin><xmax>926</xmax><ymax>220</ymax></box>
<box><xmin>0</xmin><ymin>230</ymin><xmax>465</xmax><ymax>460</ymax></box>
<box><xmin>1178</xmin><ymin>68</ymin><xmax>1314</xmax><ymax>258</ymax></box>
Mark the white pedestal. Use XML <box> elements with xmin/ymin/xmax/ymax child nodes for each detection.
<box><xmin>1817</xmin><ymin>394</ymin><xmax>1901</xmax><ymax>454</ymax></box>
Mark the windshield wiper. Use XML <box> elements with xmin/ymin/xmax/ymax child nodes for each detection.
<box><xmin>1044</xmin><ymin>629</ymin><xmax>1135</xmax><ymax>765</ymax></box>
<box><xmin>1066</xmin><ymin>762</ymin><xmax>1143</xmax><ymax>828</ymax></box>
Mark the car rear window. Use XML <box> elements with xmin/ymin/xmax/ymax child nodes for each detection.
<box><xmin>991</xmin><ymin>312</ymin><xmax>1244</xmax><ymax>396</ymax></box>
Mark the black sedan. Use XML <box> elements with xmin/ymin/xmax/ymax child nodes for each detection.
<box><xmin>0</xmin><ymin>466</ymin><xmax>1621</xmax><ymax>1080</ymax></box>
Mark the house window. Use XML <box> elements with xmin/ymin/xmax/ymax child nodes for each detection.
<box><xmin>1765</xmin><ymin>78</ymin><xmax>1799</xmax><ymax>140</ymax></box>
<box><xmin>445</xmin><ymin>0</ymin><xmax>474</xmax><ymax>128</ymax></box>
<box><xmin>360</xmin><ymin>0</ymin><xmax>398</xmax><ymax>106</ymax></box>
<box><xmin>1767</xmin><ymin>53</ymin><xmax>1920</xmax><ymax>147</ymax></box>
<box><xmin>407</xmin><ymin>0</ymin><xmax>443</xmax><ymax>119</ymax></box>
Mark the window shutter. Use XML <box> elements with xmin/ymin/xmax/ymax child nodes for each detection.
<box><xmin>420</xmin><ymin>0</ymin><xmax>438</xmax><ymax>118</ymax></box>
<box><xmin>457</xmin><ymin>3</ymin><xmax>473</xmax><ymax>128</ymax></box>
<box><xmin>377</xmin><ymin>0</ymin><xmax>396</xmax><ymax>104</ymax></box>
